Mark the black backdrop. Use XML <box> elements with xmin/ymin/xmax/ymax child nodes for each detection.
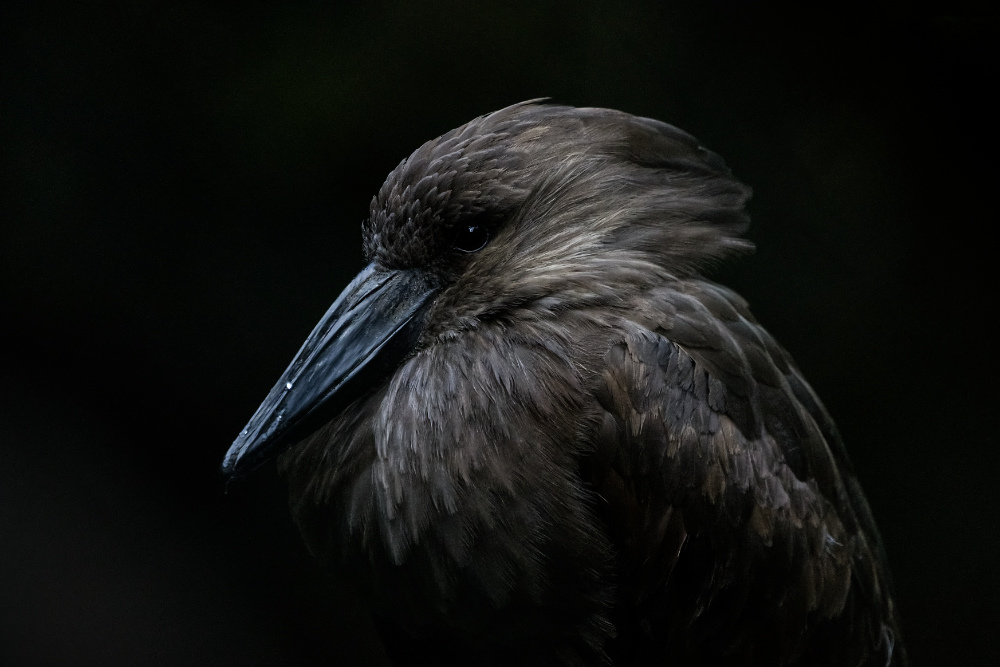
<box><xmin>2</xmin><ymin>2</ymin><xmax>995</xmax><ymax>665</ymax></box>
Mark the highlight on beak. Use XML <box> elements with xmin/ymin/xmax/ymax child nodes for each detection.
<box><xmin>222</xmin><ymin>263</ymin><xmax>438</xmax><ymax>480</ymax></box>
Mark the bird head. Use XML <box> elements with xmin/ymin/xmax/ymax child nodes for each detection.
<box><xmin>221</xmin><ymin>101</ymin><xmax>752</xmax><ymax>479</ymax></box>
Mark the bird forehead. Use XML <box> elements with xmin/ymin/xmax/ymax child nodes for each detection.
<box><xmin>361</xmin><ymin>109</ymin><xmax>617</xmax><ymax>267</ymax></box>
<box><xmin>363</xmin><ymin>124</ymin><xmax>540</xmax><ymax>267</ymax></box>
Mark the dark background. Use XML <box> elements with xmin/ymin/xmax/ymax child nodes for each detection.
<box><xmin>2</xmin><ymin>2</ymin><xmax>995</xmax><ymax>665</ymax></box>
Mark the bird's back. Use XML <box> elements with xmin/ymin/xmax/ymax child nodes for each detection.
<box><xmin>586</xmin><ymin>278</ymin><xmax>902</xmax><ymax>665</ymax></box>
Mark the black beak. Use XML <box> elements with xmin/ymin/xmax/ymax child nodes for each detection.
<box><xmin>222</xmin><ymin>263</ymin><xmax>438</xmax><ymax>480</ymax></box>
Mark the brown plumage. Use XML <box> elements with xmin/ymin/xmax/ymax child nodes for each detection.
<box><xmin>223</xmin><ymin>101</ymin><xmax>905</xmax><ymax>666</ymax></box>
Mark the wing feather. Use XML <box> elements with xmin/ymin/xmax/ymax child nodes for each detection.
<box><xmin>588</xmin><ymin>279</ymin><xmax>904</xmax><ymax>665</ymax></box>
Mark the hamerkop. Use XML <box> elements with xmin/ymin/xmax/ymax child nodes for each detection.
<box><xmin>222</xmin><ymin>102</ymin><xmax>904</xmax><ymax>666</ymax></box>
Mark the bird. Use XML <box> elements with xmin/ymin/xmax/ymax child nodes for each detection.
<box><xmin>222</xmin><ymin>101</ymin><xmax>905</xmax><ymax>666</ymax></box>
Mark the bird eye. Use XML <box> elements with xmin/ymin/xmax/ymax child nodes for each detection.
<box><xmin>453</xmin><ymin>225</ymin><xmax>490</xmax><ymax>253</ymax></box>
